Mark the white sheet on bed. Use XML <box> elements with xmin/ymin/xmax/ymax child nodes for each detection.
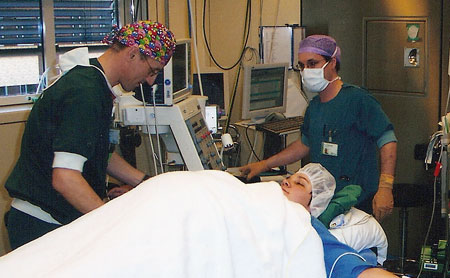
<box><xmin>0</xmin><ymin>170</ymin><xmax>325</xmax><ymax>278</ymax></box>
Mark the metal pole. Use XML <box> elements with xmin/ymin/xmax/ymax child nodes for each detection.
<box><xmin>399</xmin><ymin>207</ymin><xmax>407</xmax><ymax>274</ymax></box>
<box><xmin>441</xmin><ymin>134</ymin><xmax>450</xmax><ymax>278</ymax></box>
<box><xmin>164</xmin><ymin>0</ymin><xmax>169</xmax><ymax>27</ymax></box>
<box><xmin>442</xmin><ymin>136</ymin><xmax>449</xmax><ymax>218</ymax></box>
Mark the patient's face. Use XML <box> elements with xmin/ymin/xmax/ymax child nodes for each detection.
<box><xmin>281</xmin><ymin>173</ymin><xmax>312</xmax><ymax>209</ymax></box>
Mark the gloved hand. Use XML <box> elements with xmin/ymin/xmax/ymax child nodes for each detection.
<box><xmin>239</xmin><ymin>160</ymin><xmax>269</xmax><ymax>180</ymax></box>
<box><xmin>372</xmin><ymin>187</ymin><xmax>394</xmax><ymax>221</ymax></box>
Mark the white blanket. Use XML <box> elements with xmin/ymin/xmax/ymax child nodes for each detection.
<box><xmin>0</xmin><ymin>170</ymin><xmax>325</xmax><ymax>278</ymax></box>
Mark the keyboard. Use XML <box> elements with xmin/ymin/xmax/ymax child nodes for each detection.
<box><xmin>255</xmin><ymin>116</ymin><xmax>304</xmax><ymax>135</ymax></box>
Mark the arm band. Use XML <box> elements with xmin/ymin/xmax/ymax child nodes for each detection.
<box><xmin>379</xmin><ymin>173</ymin><xmax>394</xmax><ymax>189</ymax></box>
<box><xmin>53</xmin><ymin>152</ymin><xmax>87</xmax><ymax>172</ymax></box>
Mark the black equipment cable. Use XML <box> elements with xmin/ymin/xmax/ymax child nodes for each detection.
<box><xmin>202</xmin><ymin>0</ymin><xmax>251</xmax><ymax>70</ymax></box>
<box><xmin>223</xmin><ymin>64</ymin><xmax>241</xmax><ymax>133</ymax></box>
<box><xmin>134</xmin><ymin>0</ymin><xmax>140</xmax><ymax>21</ymax></box>
<box><xmin>245</xmin><ymin>124</ymin><xmax>261</xmax><ymax>162</ymax></box>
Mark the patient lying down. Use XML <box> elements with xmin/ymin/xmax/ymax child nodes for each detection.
<box><xmin>0</xmin><ymin>169</ymin><xmax>396</xmax><ymax>278</ymax></box>
<box><xmin>280</xmin><ymin>163</ymin><xmax>396</xmax><ymax>277</ymax></box>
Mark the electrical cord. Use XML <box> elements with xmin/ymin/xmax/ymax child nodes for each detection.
<box><xmin>417</xmin><ymin>143</ymin><xmax>442</xmax><ymax>278</ymax></box>
<box><xmin>245</xmin><ymin>124</ymin><xmax>261</xmax><ymax>162</ymax></box>
<box><xmin>227</xmin><ymin>125</ymin><xmax>242</xmax><ymax>167</ymax></box>
<box><xmin>328</xmin><ymin>252</ymin><xmax>366</xmax><ymax>278</ymax></box>
<box><xmin>139</xmin><ymin>83</ymin><xmax>159</xmax><ymax>175</ymax></box>
<box><xmin>202</xmin><ymin>0</ymin><xmax>251</xmax><ymax>70</ymax></box>
<box><xmin>151</xmin><ymin>85</ymin><xmax>165</xmax><ymax>174</ymax></box>
<box><xmin>187</xmin><ymin>0</ymin><xmax>204</xmax><ymax>97</ymax></box>
<box><xmin>224</xmin><ymin>47</ymin><xmax>258</xmax><ymax>133</ymax></box>
<box><xmin>134</xmin><ymin>0</ymin><xmax>141</xmax><ymax>21</ymax></box>
<box><xmin>446</xmin><ymin>68</ymin><xmax>450</xmax><ymax>115</ymax></box>
<box><xmin>242</xmin><ymin>47</ymin><xmax>259</xmax><ymax>63</ymax></box>
<box><xmin>425</xmin><ymin>131</ymin><xmax>443</xmax><ymax>168</ymax></box>
<box><xmin>417</xmin><ymin>175</ymin><xmax>438</xmax><ymax>278</ymax></box>
<box><xmin>224</xmin><ymin>64</ymin><xmax>242</xmax><ymax>133</ymax></box>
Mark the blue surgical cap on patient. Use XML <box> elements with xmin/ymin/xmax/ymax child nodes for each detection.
<box><xmin>297</xmin><ymin>163</ymin><xmax>336</xmax><ymax>218</ymax></box>
<box><xmin>298</xmin><ymin>35</ymin><xmax>341</xmax><ymax>63</ymax></box>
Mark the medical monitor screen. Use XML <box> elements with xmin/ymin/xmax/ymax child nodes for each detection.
<box><xmin>193</xmin><ymin>72</ymin><xmax>225</xmax><ymax>109</ymax></box>
<box><xmin>242</xmin><ymin>63</ymin><xmax>288</xmax><ymax>121</ymax></box>
<box><xmin>249</xmin><ymin>68</ymin><xmax>284</xmax><ymax>110</ymax></box>
<box><xmin>133</xmin><ymin>39</ymin><xmax>192</xmax><ymax>105</ymax></box>
<box><xmin>172</xmin><ymin>42</ymin><xmax>187</xmax><ymax>93</ymax></box>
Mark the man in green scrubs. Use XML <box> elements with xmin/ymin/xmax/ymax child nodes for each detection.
<box><xmin>240</xmin><ymin>35</ymin><xmax>397</xmax><ymax>222</ymax></box>
<box><xmin>4</xmin><ymin>21</ymin><xmax>176</xmax><ymax>249</ymax></box>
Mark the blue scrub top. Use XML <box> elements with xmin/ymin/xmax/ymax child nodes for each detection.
<box><xmin>311</xmin><ymin>217</ymin><xmax>373</xmax><ymax>278</ymax></box>
<box><xmin>301</xmin><ymin>84</ymin><xmax>394</xmax><ymax>205</ymax></box>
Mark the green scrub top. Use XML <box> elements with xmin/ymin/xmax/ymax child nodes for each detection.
<box><xmin>5</xmin><ymin>59</ymin><xmax>113</xmax><ymax>224</ymax></box>
<box><xmin>301</xmin><ymin>84</ymin><xmax>395</xmax><ymax>207</ymax></box>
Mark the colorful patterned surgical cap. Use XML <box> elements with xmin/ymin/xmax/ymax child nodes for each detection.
<box><xmin>103</xmin><ymin>20</ymin><xmax>176</xmax><ymax>65</ymax></box>
<box><xmin>298</xmin><ymin>35</ymin><xmax>341</xmax><ymax>63</ymax></box>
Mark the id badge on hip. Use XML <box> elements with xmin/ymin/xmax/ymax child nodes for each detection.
<box><xmin>322</xmin><ymin>141</ymin><xmax>338</xmax><ymax>156</ymax></box>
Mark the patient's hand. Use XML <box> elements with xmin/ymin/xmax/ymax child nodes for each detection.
<box><xmin>358</xmin><ymin>267</ymin><xmax>398</xmax><ymax>278</ymax></box>
<box><xmin>107</xmin><ymin>185</ymin><xmax>134</xmax><ymax>200</ymax></box>
<box><xmin>239</xmin><ymin>161</ymin><xmax>269</xmax><ymax>180</ymax></box>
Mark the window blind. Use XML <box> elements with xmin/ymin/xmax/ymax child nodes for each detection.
<box><xmin>0</xmin><ymin>1</ymin><xmax>40</xmax><ymax>45</ymax></box>
<box><xmin>0</xmin><ymin>0</ymin><xmax>116</xmax><ymax>47</ymax></box>
<box><xmin>54</xmin><ymin>0</ymin><xmax>116</xmax><ymax>44</ymax></box>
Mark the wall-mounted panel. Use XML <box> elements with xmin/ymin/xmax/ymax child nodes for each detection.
<box><xmin>364</xmin><ymin>18</ymin><xmax>427</xmax><ymax>96</ymax></box>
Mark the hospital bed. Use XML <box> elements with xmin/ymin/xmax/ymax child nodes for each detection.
<box><xmin>0</xmin><ymin>170</ymin><xmax>326</xmax><ymax>278</ymax></box>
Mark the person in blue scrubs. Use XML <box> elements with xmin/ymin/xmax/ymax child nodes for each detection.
<box><xmin>240</xmin><ymin>35</ymin><xmax>397</xmax><ymax>221</ymax></box>
<box><xmin>280</xmin><ymin>163</ymin><xmax>398</xmax><ymax>278</ymax></box>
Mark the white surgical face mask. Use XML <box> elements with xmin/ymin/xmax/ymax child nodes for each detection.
<box><xmin>300</xmin><ymin>61</ymin><xmax>339</xmax><ymax>93</ymax></box>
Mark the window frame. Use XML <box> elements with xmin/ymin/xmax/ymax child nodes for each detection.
<box><xmin>0</xmin><ymin>0</ymin><xmax>120</xmax><ymax>106</ymax></box>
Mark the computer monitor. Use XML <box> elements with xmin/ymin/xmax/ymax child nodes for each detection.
<box><xmin>134</xmin><ymin>38</ymin><xmax>192</xmax><ymax>105</ymax></box>
<box><xmin>192</xmin><ymin>67</ymin><xmax>230</xmax><ymax>114</ymax></box>
<box><xmin>241</xmin><ymin>63</ymin><xmax>289</xmax><ymax>122</ymax></box>
<box><xmin>170</xmin><ymin>38</ymin><xmax>192</xmax><ymax>102</ymax></box>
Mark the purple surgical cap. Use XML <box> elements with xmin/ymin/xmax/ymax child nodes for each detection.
<box><xmin>298</xmin><ymin>35</ymin><xmax>341</xmax><ymax>63</ymax></box>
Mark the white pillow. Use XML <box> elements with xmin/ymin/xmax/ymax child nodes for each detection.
<box><xmin>329</xmin><ymin>207</ymin><xmax>388</xmax><ymax>264</ymax></box>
